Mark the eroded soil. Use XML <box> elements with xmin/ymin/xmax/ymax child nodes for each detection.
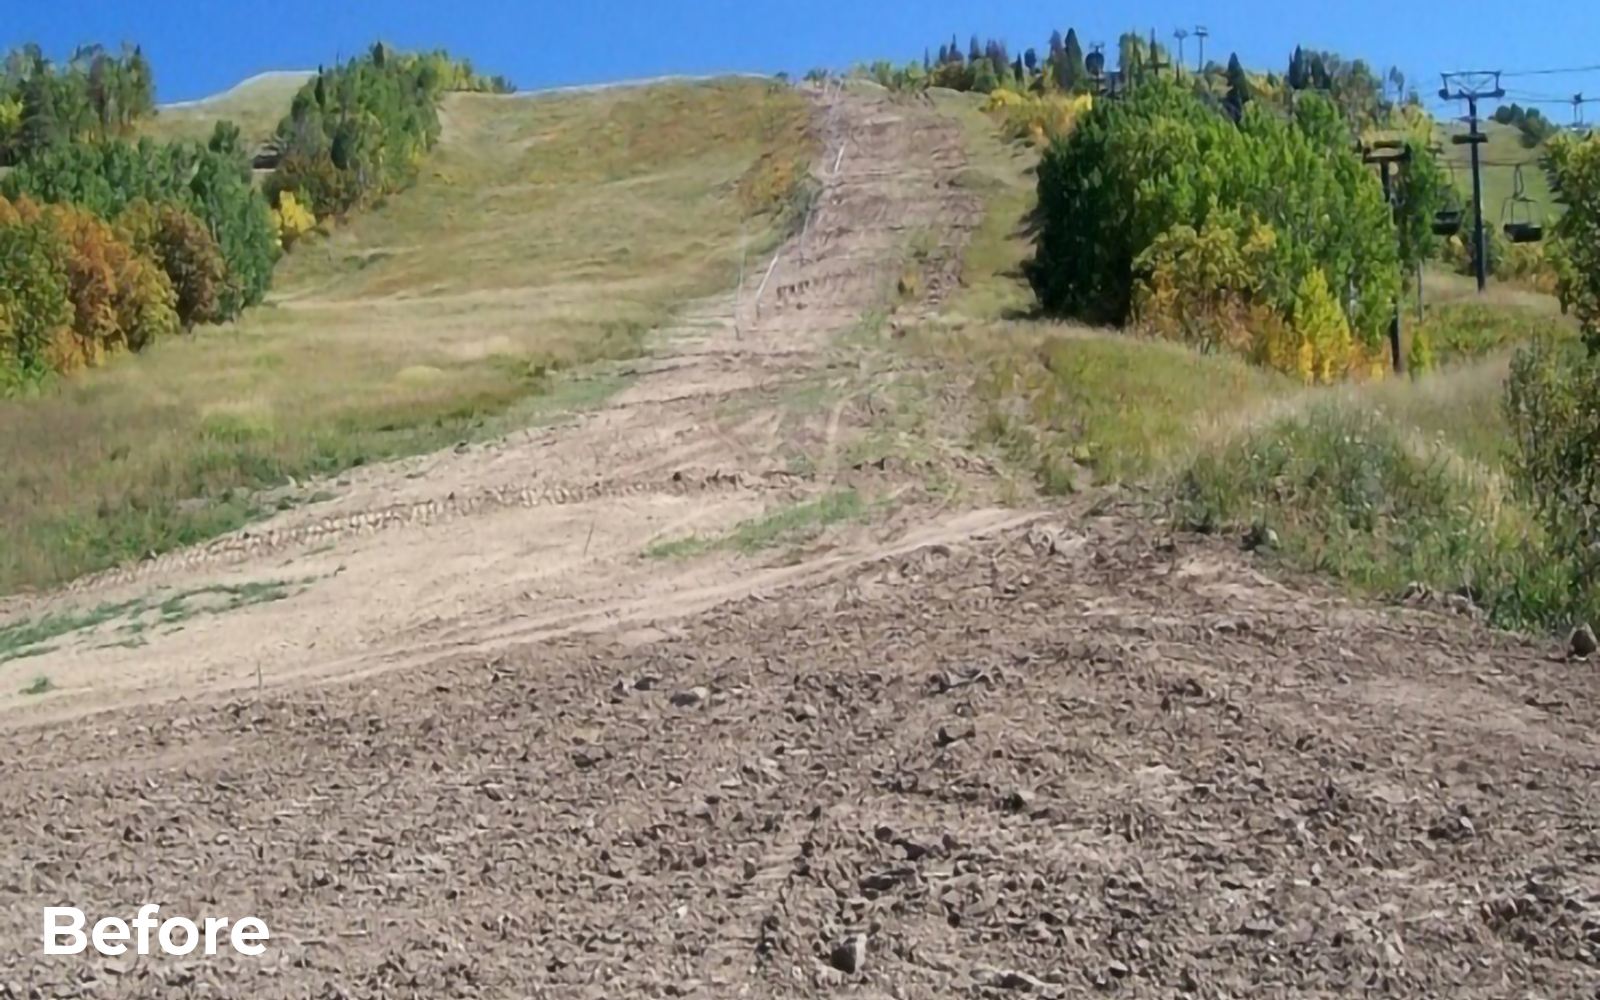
<box><xmin>3</xmin><ymin>512</ymin><xmax>1596</xmax><ymax>996</ymax></box>
<box><xmin>2</xmin><ymin>85</ymin><xmax>1598</xmax><ymax>999</ymax></box>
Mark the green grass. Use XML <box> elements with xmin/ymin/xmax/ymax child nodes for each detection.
<box><xmin>19</xmin><ymin>676</ymin><xmax>54</xmax><ymax>696</ymax></box>
<box><xmin>0</xmin><ymin>578</ymin><xmax>305</xmax><ymax>664</ymax></box>
<box><xmin>1174</xmin><ymin>400</ymin><xmax>1580</xmax><ymax>631</ymax></box>
<box><xmin>1438</xmin><ymin>119</ymin><xmax>1560</xmax><ymax>228</ymax></box>
<box><xmin>896</xmin><ymin>91</ymin><xmax>1594</xmax><ymax>634</ymax></box>
<box><xmin>139</xmin><ymin>72</ymin><xmax>313</xmax><ymax>148</ymax></box>
<box><xmin>0</xmin><ymin>80</ymin><xmax>818</xmax><ymax>595</ymax></box>
<box><xmin>925</xmin><ymin>90</ymin><xmax>1039</xmax><ymax>319</ymax></box>
<box><xmin>648</xmin><ymin>490</ymin><xmax>868</xmax><ymax>558</ymax></box>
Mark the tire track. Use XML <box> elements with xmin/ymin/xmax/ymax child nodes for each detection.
<box><xmin>64</xmin><ymin>469</ymin><xmax>802</xmax><ymax>593</ymax></box>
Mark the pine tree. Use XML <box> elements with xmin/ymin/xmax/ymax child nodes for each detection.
<box><xmin>969</xmin><ymin>35</ymin><xmax>982</xmax><ymax>64</ymax></box>
<box><xmin>1225</xmin><ymin>53</ymin><xmax>1253</xmax><ymax>122</ymax></box>
<box><xmin>1024</xmin><ymin>48</ymin><xmax>1039</xmax><ymax>73</ymax></box>
<box><xmin>1049</xmin><ymin>30</ymin><xmax>1064</xmax><ymax>60</ymax></box>
<box><xmin>949</xmin><ymin>35</ymin><xmax>962</xmax><ymax>65</ymax></box>
<box><xmin>924</xmin><ymin>48</ymin><xmax>932</xmax><ymax>72</ymax></box>
<box><xmin>1288</xmin><ymin>46</ymin><xmax>1307</xmax><ymax>91</ymax></box>
<box><xmin>1062</xmin><ymin>29</ymin><xmax>1087</xmax><ymax>93</ymax></box>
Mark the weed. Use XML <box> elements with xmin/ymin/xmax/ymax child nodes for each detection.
<box><xmin>19</xmin><ymin>675</ymin><xmax>54</xmax><ymax>696</ymax></box>
<box><xmin>649</xmin><ymin>490</ymin><xmax>867</xmax><ymax>559</ymax></box>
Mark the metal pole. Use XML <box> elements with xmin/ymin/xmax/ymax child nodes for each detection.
<box><xmin>1468</xmin><ymin>96</ymin><xmax>1488</xmax><ymax>293</ymax></box>
<box><xmin>1379</xmin><ymin>160</ymin><xmax>1403</xmax><ymax>373</ymax></box>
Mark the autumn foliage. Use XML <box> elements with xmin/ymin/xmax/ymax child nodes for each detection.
<box><xmin>0</xmin><ymin>193</ymin><xmax>182</xmax><ymax>381</ymax></box>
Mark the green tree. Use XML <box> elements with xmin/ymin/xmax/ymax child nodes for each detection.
<box><xmin>1225</xmin><ymin>53</ymin><xmax>1252</xmax><ymax>121</ymax></box>
<box><xmin>1060</xmin><ymin>29</ymin><xmax>1087</xmax><ymax>93</ymax></box>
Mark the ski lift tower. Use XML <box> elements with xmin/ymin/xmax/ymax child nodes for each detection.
<box><xmin>1439</xmin><ymin>70</ymin><xmax>1504</xmax><ymax>292</ymax></box>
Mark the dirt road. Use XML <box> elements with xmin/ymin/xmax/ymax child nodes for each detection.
<box><xmin>3</xmin><ymin>86</ymin><xmax>1598</xmax><ymax>998</ymax></box>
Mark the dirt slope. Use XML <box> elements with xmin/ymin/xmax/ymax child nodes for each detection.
<box><xmin>2</xmin><ymin>85</ymin><xmax>1597</xmax><ymax>999</ymax></box>
<box><xmin>3</xmin><ymin>510</ymin><xmax>1595</xmax><ymax>996</ymax></box>
<box><xmin>0</xmin><ymin>84</ymin><xmax>985</xmax><ymax>723</ymax></box>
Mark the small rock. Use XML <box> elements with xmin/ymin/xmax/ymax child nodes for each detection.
<box><xmin>1243</xmin><ymin>524</ymin><xmax>1279</xmax><ymax>552</ymax></box>
<box><xmin>670</xmin><ymin>687</ymin><xmax>709</xmax><ymax>708</ymax></box>
<box><xmin>997</xmin><ymin>970</ymin><xmax>1048</xmax><ymax>992</ymax></box>
<box><xmin>830</xmin><ymin>933</ymin><xmax>867</xmax><ymax>975</ymax></box>
<box><xmin>1570</xmin><ymin>624</ymin><xmax>1598</xmax><ymax>659</ymax></box>
<box><xmin>1108</xmin><ymin>960</ymin><xmax>1130</xmax><ymax>978</ymax></box>
<box><xmin>1002</xmin><ymin>788</ymin><xmax>1035</xmax><ymax>814</ymax></box>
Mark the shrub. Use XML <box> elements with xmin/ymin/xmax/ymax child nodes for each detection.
<box><xmin>984</xmin><ymin>89</ymin><xmax>1091</xmax><ymax>145</ymax></box>
<box><xmin>1028</xmin><ymin>82</ymin><xmax>1399</xmax><ymax>363</ymax></box>
<box><xmin>1504</xmin><ymin>336</ymin><xmax>1600</xmax><ymax>608</ymax></box>
<box><xmin>115</xmin><ymin>199</ymin><xmax>226</xmax><ymax>328</ymax></box>
<box><xmin>2</xmin><ymin>138</ymin><xmax>278</xmax><ymax>320</ymax></box>
<box><xmin>42</xmin><ymin>203</ymin><xmax>177</xmax><ymax>366</ymax></box>
<box><xmin>269</xmin><ymin>190</ymin><xmax>317</xmax><ymax>250</ymax></box>
<box><xmin>0</xmin><ymin>196</ymin><xmax>73</xmax><ymax>379</ymax></box>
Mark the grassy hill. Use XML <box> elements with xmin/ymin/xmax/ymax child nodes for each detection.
<box><xmin>139</xmin><ymin>71</ymin><xmax>314</xmax><ymax>148</ymax></box>
<box><xmin>0</xmin><ymin>77</ymin><xmax>814</xmax><ymax>593</ymax></box>
<box><xmin>1437</xmin><ymin>118</ymin><xmax>1560</xmax><ymax>228</ymax></box>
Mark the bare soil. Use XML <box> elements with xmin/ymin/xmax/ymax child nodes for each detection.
<box><xmin>2</xmin><ymin>86</ymin><xmax>1597</xmax><ymax>998</ymax></box>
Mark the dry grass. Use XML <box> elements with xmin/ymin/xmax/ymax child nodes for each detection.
<box><xmin>140</xmin><ymin>72</ymin><xmax>314</xmax><ymax>147</ymax></box>
<box><xmin>0</xmin><ymin>79</ymin><xmax>816</xmax><ymax>594</ymax></box>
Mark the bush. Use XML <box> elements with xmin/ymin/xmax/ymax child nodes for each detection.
<box><xmin>269</xmin><ymin>190</ymin><xmax>317</xmax><ymax>250</ymax></box>
<box><xmin>984</xmin><ymin>89</ymin><xmax>1091</xmax><ymax>145</ymax></box>
<box><xmin>2</xmin><ymin>138</ymin><xmax>278</xmax><ymax>320</ymax></box>
<box><xmin>1027</xmin><ymin>82</ymin><xmax>1399</xmax><ymax>363</ymax></box>
<box><xmin>115</xmin><ymin>199</ymin><xmax>226</xmax><ymax>329</ymax></box>
<box><xmin>0</xmin><ymin>196</ymin><xmax>72</xmax><ymax>380</ymax></box>
<box><xmin>1505</xmin><ymin>336</ymin><xmax>1600</xmax><ymax>561</ymax></box>
<box><xmin>38</xmin><ymin>203</ymin><xmax>177</xmax><ymax>368</ymax></box>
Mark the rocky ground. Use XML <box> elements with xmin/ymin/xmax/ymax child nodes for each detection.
<box><xmin>3</xmin><ymin>85</ymin><xmax>1599</xmax><ymax>999</ymax></box>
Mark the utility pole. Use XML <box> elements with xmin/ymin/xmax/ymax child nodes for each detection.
<box><xmin>1362</xmin><ymin>138</ymin><xmax>1411</xmax><ymax>374</ymax></box>
<box><xmin>1439</xmin><ymin>71</ymin><xmax>1504</xmax><ymax>293</ymax></box>
<box><xmin>1574</xmin><ymin>92</ymin><xmax>1587</xmax><ymax>130</ymax></box>
<box><xmin>1194</xmin><ymin>26</ymin><xmax>1209</xmax><ymax>75</ymax></box>
<box><xmin>1173</xmin><ymin>28</ymin><xmax>1189</xmax><ymax>80</ymax></box>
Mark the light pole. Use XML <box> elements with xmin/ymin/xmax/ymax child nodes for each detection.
<box><xmin>1194</xmin><ymin>26</ymin><xmax>1209</xmax><ymax>74</ymax></box>
<box><xmin>1173</xmin><ymin>28</ymin><xmax>1189</xmax><ymax>80</ymax></box>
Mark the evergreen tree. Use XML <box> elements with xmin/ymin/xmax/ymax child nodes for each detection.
<box><xmin>924</xmin><ymin>48</ymin><xmax>932</xmax><ymax>72</ymax></box>
<box><xmin>1049</xmin><ymin>30</ymin><xmax>1064</xmax><ymax>60</ymax></box>
<box><xmin>1062</xmin><ymin>29</ymin><xmax>1087</xmax><ymax>93</ymax></box>
<box><xmin>1287</xmin><ymin>46</ymin><xmax>1305</xmax><ymax>91</ymax></box>
<box><xmin>1013</xmin><ymin>56</ymin><xmax>1025</xmax><ymax>87</ymax></box>
<box><xmin>969</xmin><ymin>35</ymin><xmax>982</xmax><ymax>64</ymax></box>
<box><xmin>1024</xmin><ymin>48</ymin><xmax>1039</xmax><ymax>73</ymax></box>
<box><xmin>1225</xmin><ymin>53</ymin><xmax>1253</xmax><ymax>122</ymax></box>
<box><xmin>1310</xmin><ymin>53</ymin><xmax>1329</xmax><ymax>90</ymax></box>
<box><xmin>937</xmin><ymin>43</ymin><xmax>949</xmax><ymax>65</ymax></box>
<box><xmin>948</xmin><ymin>35</ymin><xmax>962</xmax><ymax>65</ymax></box>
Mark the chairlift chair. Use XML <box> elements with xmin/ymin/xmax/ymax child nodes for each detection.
<box><xmin>1431</xmin><ymin>156</ymin><xmax>1464</xmax><ymax>236</ymax></box>
<box><xmin>1501</xmin><ymin>165</ymin><xmax>1545</xmax><ymax>244</ymax></box>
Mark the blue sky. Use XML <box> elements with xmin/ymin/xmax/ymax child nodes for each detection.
<box><xmin>7</xmin><ymin>0</ymin><xmax>1600</xmax><ymax>120</ymax></box>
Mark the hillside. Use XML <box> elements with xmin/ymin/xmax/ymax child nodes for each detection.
<box><xmin>4</xmin><ymin>47</ymin><xmax>1600</xmax><ymax>998</ymax></box>
<box><xmin>1438</xmin><ymin>117</ymin><xmax>1560</xmax><ymax>226</ymax></box>
<box><xmin>0</xmin><ymin>77</ymin><xmax>815</xmax><ymax>593</ymax></box>
<box><xmin>138</xmin><ymin>70</ymin><xmax>313</xmax><ymax>147</ymax></box>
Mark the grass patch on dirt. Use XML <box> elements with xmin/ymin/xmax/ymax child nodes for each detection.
<box><xmin>1</xmin><ymin>79</ymin><xmax>818</xmax><ymax>595</ymax></box>
<box><xmin>19</xmin><ymin>675</ymin><xmax>54</xmax><ymax>696</ymax></box>
<box><xmin>648</xmin><ymin>490</ymin><xmax>867</xmax><ymax>559</ymax></box>
<box><xmin>0</xmin><ymin>578</ymin><xmax>305</xmax><ymax>664</ymax></box>
<box><xmin>1173</xmin><ymin>401</ymin><xmax>1581</xmax><ymax>631</ymax></box>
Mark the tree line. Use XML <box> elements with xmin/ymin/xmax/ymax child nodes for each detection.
<box><xmin>1</xmin><ymin>41</ymin><xmax>510</xmax><ymax>394</ymax></box>
<box><xmin>0</xmin><ymin>43</ymin><xmax>157</xmax><ymax>166</ymax></box>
